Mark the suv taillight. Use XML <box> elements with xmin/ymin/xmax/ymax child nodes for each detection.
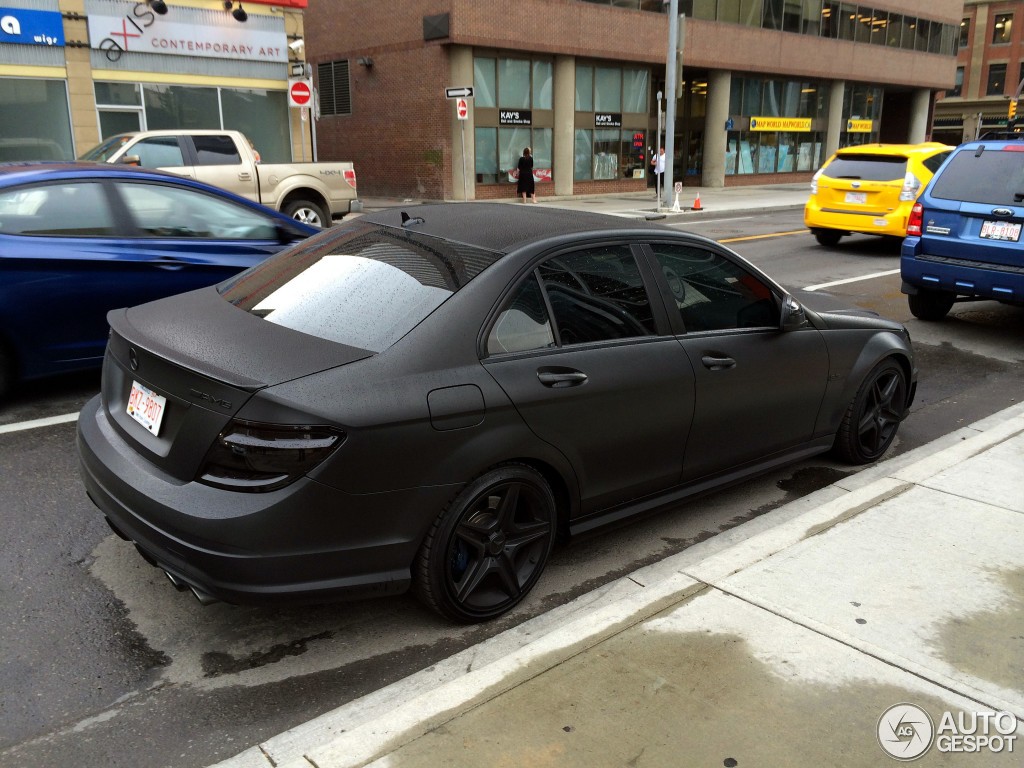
<box><xmin>899</xmin><ymin>171</ymin><xmax>922</xmax><ymax>202</ymax></box>
<box><xmin>810</xmin><ymin>168</ymin><xmax>822</xmax><ymax>195</ymax></box>
<box><xmin>906</xmin><ymin>202</ymin><xmax>924</xmax><ymax>236</ymax></box>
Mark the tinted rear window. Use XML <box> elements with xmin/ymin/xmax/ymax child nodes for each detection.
<box><xmin>218</xmin><ymin>220</ymin><xmax>500</xmax><ymax>352</ymax></box>
<box><xmin>822</xmin><ymin>154</ymin><xmax>908</xmax><ymax>181</ymax></box>
<box><xmin>930</xmin><ymin>148</ymin><xmax>1024</xmax><ymax>205</ymax></box>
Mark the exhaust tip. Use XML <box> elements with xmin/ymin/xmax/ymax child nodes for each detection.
<box><xmin>189</xmin><ymin>585</ymin><xmax>219</xmax><ymax>606</ymax></box>
<box><xmin>163</xmin><ymin>570</ymin><xmax>188</xmax><ymax>591</ymax></box>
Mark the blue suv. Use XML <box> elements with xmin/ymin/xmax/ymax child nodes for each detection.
<box><xmin>901</xmin><ymin>137</ymin><xmax>1024</xmax><ymax>320</ymax></box>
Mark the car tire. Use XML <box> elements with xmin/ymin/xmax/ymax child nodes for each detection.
<box><xmin>813</xmin><ymin>229</ymin><xmax>843</xmax><ymax>247</ymax></box>
<box><xmin>833</xmin><ymin>358</ymin><xmax>908</xmax><ymax>465</ymax></box>
<box><xmin>414</xmin><ymin>464</ymin><xmax>556</xmax><ymax>623</ymax></box>
<box><xmin>282</xmin><ymin>199</ymin><xmax>328</xmax><ymax>228</ymax></box>
<box><xmin>908</xmin><ymin>290</ymin><xmax>954</xmax><ymax>321</ymax></box>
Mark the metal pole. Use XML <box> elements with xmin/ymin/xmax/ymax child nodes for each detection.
<box><xmin>461</xmin><ymin>120</ymin><xmax>468</xmax><ymax>201</ymax></box>
<box><xmin>655</xmin><ymin>90</ymin><xmax>663</xmax><ymax>205</ymax></box>
<box><xmin>663</xmin><ymin>0</ymin><xmax>680</xmax><ymax>209</ymax></box>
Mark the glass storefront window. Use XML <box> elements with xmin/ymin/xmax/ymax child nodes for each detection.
<box><xmin>222</xmin><ymin>88</ymin><xmax>289</xmax><ymax>164</ymax></box>
<box><xmin>623</xmin><ymin>68</ymin><xmax>649</xmax><ymax>113</ymax></box>
<box><xmin>595</xmin><ymin>67</ymin><xmax>622</xmax><ymax>112</ymax></box>
<box><xmin>94</xmin><ymin>82</ymin><xmax>141</xmax><ymax>107</ymax></box>
<box><xmin>575</xmin><ymin>129</ymin><xmax>645</xmax><ymax>181</ymax></box>
<box><xmin>475</xmin><ymin>58</ymin><xmax>497</xmax><ymax>108</ymax></box>
<box><xmin>475</xmin><ymin>127</ymin><xmax>499</xmax><ymax>184</ymax></box>
<box><xmin>0</xmin><ymin>78</ymin><xmax>74</xmax><ymax>161</ymax></box>
<box><xmin>576</xmin><ymin>64</ymin><xmax>594</xmax><ymax>111</ymax></box>
<box><xmin>498</xmin><ymin>59</ymin><xmax>531</xmax><ymax>109</ymax></box>
<box><xmin>574</xmin><ymin>129</ymin><xmax>593</xmax><ymax>180</ymax></box>
<box><xmin>593</xmin><ymin>128</ymin><xmax>622</xmax><ymax>179</ymax></box>
<box><xmin>143</xmin><ymin>84</ymin><xmax>219</xmax><ymax>129</ymax></box>
<box><xmin>532</xmin><ymin>60</ymin><xmax>553</xmax><ymax>109</ymax></box>
<box><xmin>476</xmin><ymin>127</ymin><xmax>553</xmax><ymax>185</ymax></box>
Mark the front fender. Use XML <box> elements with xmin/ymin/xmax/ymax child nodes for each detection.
<box><xmin>814</xmin><ymin>330</ymin><xmax>915</xmax><ymax>438</ymax></box>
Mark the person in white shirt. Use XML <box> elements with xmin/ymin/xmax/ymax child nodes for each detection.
<box><xmin>651</xmin><ymin>146</ymin><xmax>665</xmax><ymax>198</ymax></box>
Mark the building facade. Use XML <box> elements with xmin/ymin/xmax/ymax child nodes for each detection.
<box><xmin>0</xmin><ymin>0</ymin><xmax>312</xmax><ymax>164</ymax></box>
<box><xmin>933</xmin><ymin>0</ymin><xmax>1024</xmax><ymax>142</ymax></box>
<box><xmin>306</xmin><ymin>0</ymin><xmax>963</xmax><ymax>200</ymax></box>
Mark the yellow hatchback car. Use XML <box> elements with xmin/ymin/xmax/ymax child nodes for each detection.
<box><xmin>804</xmin><ymin>142</ymin><xmax>953</xmax><ymax>247</ymax></box>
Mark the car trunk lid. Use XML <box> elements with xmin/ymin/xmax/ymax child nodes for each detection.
<box><xmin>101</xmin><ymin>286</ymin><xmax>372</xmax><ymax>481</ymax></box>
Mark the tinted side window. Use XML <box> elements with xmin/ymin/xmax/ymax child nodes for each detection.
<box><xmin>0</xmin><ymin>182</ymin><xmax>117</xmax><ymax>237</ymax></box>
<box><xmin>538</xmin><ymin>246</ymin><xmax>655</xmax><ymax>345</ymax></box>
<box><xmin>649</xmin><ymin>244</ymin><xmax>778</xmax><ymax>332</ymax></box>
<box><xmin>930</xmin><ymin>149</ymin><xmax>1024</xmax><ymax>205</ymax></box>
<box><xmin>116</xmin><ymin>182</ymin><xmax>279</xmax><ymax>239</ymax></box>
<box><xmin>823</xmin><ymin>155</ymin><xmax>908</xmax><ymax>181</ymax></box>
<box><xmin>487</xmin><ymin>274</ymin><xmax>555</xmax><ymax>355</ymax></box>
<box><xmin>192</xmin><ymin>135</ymin><xmax>242</xmax><ymax>166</ymax></box>
<box><xmin>921</xmin><ymin>151</ymin><xmax>951</xmax><ymax>175</ymax></box>
<box><xmin>132</xmin><ymin>137</ymin><xmax>185</xmax><ymax>168</ymax></box>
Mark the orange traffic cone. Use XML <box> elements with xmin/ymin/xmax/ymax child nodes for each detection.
<box><xmin>692</xmin><ymin>192</ymin><xmax>702</xmax><ymax>211</ymax></box>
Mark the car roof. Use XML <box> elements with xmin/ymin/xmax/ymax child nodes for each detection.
<box><xmin>834</xmin><ymin>142</ymin><xmax>951</xmax><ymax>157</ymax></box>
<box><xmin>358</xmin><ymin>203</ymin><xmax>676</xmax><ymax>254</ymax></box>
<box><xmin>0</xmin><ymin>160</ymin><xmax>189</xmax><ymax>184</ymax></box>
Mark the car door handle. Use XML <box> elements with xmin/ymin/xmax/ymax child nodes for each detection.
<box><xmin>537</xmin><ymin>369</ymin><xmax>588</xmax><ymax>387</ymax></box>
<box><xmin>238</xmin><ymin>172</ymin><xmax>252</xmax><ymax>181</ymax></box>
<box><xmin>152</xmin><ymin>256</ymin><xmax>188</xmax><ymax>270</ymax></box>
<box><xmin>701</xmin><ymin>355</ymin><xmax>736</xmax><ymax>371</ymax></box>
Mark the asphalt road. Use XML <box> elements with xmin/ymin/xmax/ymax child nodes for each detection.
<box><xmin>1</xmin><ymin>209</ymin><xmax>1021</xmax><ymax>768</ymax></box>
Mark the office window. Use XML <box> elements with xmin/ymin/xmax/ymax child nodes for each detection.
<box><xmin>987</xmin><ymin>63</ymin><xmax>1007</xmax><ymax>96</ymax></box>
<box><xmin>993</xmin><ymin>14</ymin><xmax>1013</xmax><ymax>45</ymax></box>
<box><xmin>950</xmin><ymin>67</ymin><xmax>964</xmax><ymax>97</ymax></box>
<box><xmin>959</xmin><ymin>18</ymin><xmax>969</xmax><ymax>49</ymax></box>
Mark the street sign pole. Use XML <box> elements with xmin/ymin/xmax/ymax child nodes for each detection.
<box><xmin>449</xmin><ymin>89</ymin><xmax>473</xmax><ymax>200</ymax></box>
<box><xmin>663</xmin><ymin>0</ymin><xmax>680</xmax><ymax>210</ymax></box>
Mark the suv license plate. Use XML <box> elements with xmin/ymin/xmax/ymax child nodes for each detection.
<box><xmin>127</xmin><ymin>380</ymin><xmax>167</xmax><ymax>435</ymax></box>
<box><xmin>844</xmin><ymin>191</ymin><xmax>867</xmax><ymax>204</ymax></box>
<box><xmin>980</xmin><ymin>220</ymin><xmax>1022</xmax><ymax>241</ymax></box>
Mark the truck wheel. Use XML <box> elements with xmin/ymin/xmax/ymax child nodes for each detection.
<box><xmin>908</xmin><ymin>290</ymin><xmax>954</xmax><ymax>321</ymax></box>
<box><xmin>283</xmin><ymin>200</ymin><xmax>328</xmax><ymax>228</ymax></box>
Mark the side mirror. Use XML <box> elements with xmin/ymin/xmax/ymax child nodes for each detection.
<box><xmin>120</xmin><ymin>155</ymin><xmax>141</xmax><ymax>166</ymax></box>
<box><xmin>780</xmin><ymin>295</ymin><xmax>808</xmax><ymax>331</ymax></box>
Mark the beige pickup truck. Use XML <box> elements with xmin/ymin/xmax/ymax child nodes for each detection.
<box><xmin>80</xmin><ymin>129</ymin><xmax>357</xmax><ymax>227</ymax></box>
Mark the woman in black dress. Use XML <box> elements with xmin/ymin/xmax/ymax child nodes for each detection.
<box><xmin>516</xmin><ymin>147</ymin><xmax>536</xmax><ymax>203</ymax></box>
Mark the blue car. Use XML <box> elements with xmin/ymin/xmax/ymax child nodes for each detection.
<box><xmin>901</xmin><ymin>137</ymin><xmax>1024</xmax><ymax>320</ymax></box>
<box><xmin>0</xmin><ymin>162</ymin><xmax>316</xmax><ymax>397</ymax></box>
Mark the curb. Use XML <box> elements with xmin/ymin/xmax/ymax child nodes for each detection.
<box><xmin>214</xmin><ymin>401</ymin><xmax>1024</xmax><ymax>768</ymax></box>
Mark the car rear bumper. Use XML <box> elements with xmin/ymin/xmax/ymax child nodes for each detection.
<box><xmin>804</xmin><ymin>200</ymin><xmax>911</xmax><ymax>237</ymax></box>
<box><xmin>900</xmin><ymin>248</ymin><xmax>1024</xmax><ymax>305</ymax></box>
<box><xmin>76</xmin><ymin>395</ymin><xmax>458</xmax><ymax>605</ymax></box>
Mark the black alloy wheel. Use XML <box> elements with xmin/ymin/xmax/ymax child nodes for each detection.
<box><xmin>415</xmin><ymin>465</ymin><xmax>556</xmax><ymax>623</ymax></box>
<box><xmin>834</xmin><ymin>358</ymin><xmax>908</xmax><ymax>464</ymax></box>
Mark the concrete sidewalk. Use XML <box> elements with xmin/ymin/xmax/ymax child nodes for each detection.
<box><xmin>354</xmin><ymin>181</ymin><xmax>810</xmax><ymax>222</ymax></box>
<box><xmin>216</xmin><ymin>402</ymin><xmax>1024</xmax><ymax>768</ymax></box>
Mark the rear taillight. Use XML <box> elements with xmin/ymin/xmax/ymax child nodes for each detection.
<box><xmin>197</xmin><ymin>419</ymin><xmax>345</xmax><ymax>492</ymax></box>
<box><xmin>899</xmin><ymin>171</ymin><xmax>922</xmax><ymax>202</ymax></box>
<box><xmin>906</xmin><ymin>202</ymin><xmax>924</xmax><ymax>236</ymax></box>
<box><xmin>344</xmin><ymin>169</ymin><xmax>357</xmax><ymax>189</ymax></box>
<box><xmin>810</xmin><ymin>168</ymin><xmax>822</xmax><ymax>195</ymax></box>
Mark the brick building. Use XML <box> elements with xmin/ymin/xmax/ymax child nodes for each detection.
<box><xmin>933</xmin><ymin>0</ymin><xmax>1024</xmax><ymax>142</ymax></box>
<box><xmin>306</xmin><ymin>0</ymin><xmax>964</xmax><ymax>200</ymax></box>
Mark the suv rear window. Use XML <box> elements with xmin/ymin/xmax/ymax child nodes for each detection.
<box><xmin>823</xmin><ymin>154</ymin><xmax>908</xmax><ymax>181</ymax></box>
<box><xmin>929</xmin><ymin>149</ymin><xmax>1024</xmax><ymax>205</ymax></box>
<box><xmin>218</xmin><ymin>219</ymin><xmax>500</xmax><ymax>352</ymax></box>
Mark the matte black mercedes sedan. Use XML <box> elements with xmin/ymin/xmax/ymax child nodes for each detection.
<box><xmin>78</xmin><ymin>204</ymin><xmax>916</xmax><ymax>622</ymax></box>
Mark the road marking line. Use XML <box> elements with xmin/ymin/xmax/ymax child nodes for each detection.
<box><xmin>0</xmin><ymin>412</ymin><xmax>80</xmax><ymax>434</ymax></box>
<box><xmin>720</xmin><ymin>229</ymin><xmax>808</xmax><ymax>243</ymax></box>
<box><xmin>804</xmin><ymin>268</ymin><xmax>901</xmax><ymax>292</ymax></box>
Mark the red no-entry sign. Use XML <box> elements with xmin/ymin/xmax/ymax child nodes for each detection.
<box><xmin>456</xmin><ymin>98</ymin><xmax>468</xmax><ymax>120</ymax></box>
<box><xmin>288</xmin><ymin>78</ymin><xmax>312</xmax><ymax>107</ymax></box>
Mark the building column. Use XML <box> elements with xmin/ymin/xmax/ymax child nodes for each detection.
<box><xmin>449</xmin><ymin>45</ymin><xmax>474</xmax><ymax>201</ymax></box>
<box><xmin>908</xmin><ymin>88</ymin><xmax>931</xmax><ymax>142</ymax></box>
<box><xmin>702</xmin><ymin>69</ymin><xmax>730</xmax><ymax>188</ymax></box>
<box><xmin>553</xmin><ymin>54</ymin><xmax>575</xmax><ymax>197</ymax></box>
<box><xmin>826</xmin><ymin>80</ymin><xmax>845</xmax><ymax>158</ymax></box>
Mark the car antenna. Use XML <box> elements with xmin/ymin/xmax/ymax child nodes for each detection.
<box><xmin>401</xmin><ymin>211</ymin><xmax>425</xmax><ymax>228</ymax></box>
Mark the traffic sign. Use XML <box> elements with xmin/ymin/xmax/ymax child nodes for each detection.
<box><xmin>445</xmin><ymin>86</ymin><xmax>474</xmax><ymax>99</ymax></box>
<box><xmin>456</xmin><ymin>98</ymin><xmax>468</xmax><ymax>120</ymax></box>
<box><xmin>288</xmin><ymin>78</ymin><xmax>312</xmax><ymax>108</ymax></box>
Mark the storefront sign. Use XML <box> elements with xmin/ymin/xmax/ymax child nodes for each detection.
<box><xmin>595</xmin><ymin>113</ymin><xmax>622</xmax><ymax>128</ymax></box>
<box><xmin>0</xmin><ymin>7</ymin><xmax>65</xmax><ymax>46</ymax></box>
<box><xmin>749</xmin><ymin>117</ymin><xmax>812</xmax><ymax>132</ymax></box>
<box><xmin>88</xmin><ymin>12</ymin><xmax>287</xmax><ymax>63</ymax></box>
<box><xmin>500</xmin><ymin>110</ymin><xmax>532</xmax><ymax>126</ymax></box>
<box><xmin>507</xmin><ymin>167</ymin><xmax>552</xmax><ymax>183</ymax></box>
<box><xmin>847</xmin><ymin>119</ymin><xmax>874</xmax><ymax>132</ymax></box>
